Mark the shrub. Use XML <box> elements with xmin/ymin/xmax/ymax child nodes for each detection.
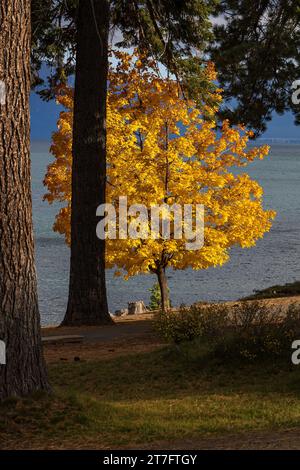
<box><xmin>149</xmin><ymin>283</ymin><xmax>161</xmax><ymax>310</ymax></box>
<box><xmin>149</xmin><ymin>282</ymin><xmax>171</xmax><ymax>311</ymax></box>
<box><xmin>155</xmin><ymin>302</ymin><xmax>300</xmax><ymax>361</ymax></box>
<box><xmin>154</xmin><ymin>303</ymin><xmax>231</xmax><ymax>344</ymax></box>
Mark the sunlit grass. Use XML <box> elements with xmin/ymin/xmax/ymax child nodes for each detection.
<box><xmin>1</xmin><ymin>342</ymin><xmax>300</xmax><ymax>448</ymax></box>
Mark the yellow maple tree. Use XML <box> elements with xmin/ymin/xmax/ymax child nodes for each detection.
<box><xmin>44</xmin><ymin>52</ymin><xmax>275</xmax><ymax>311</ymax></box>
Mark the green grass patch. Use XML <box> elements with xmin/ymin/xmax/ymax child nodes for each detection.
<box><xmin>1</xmin><ymin>342</ymin><xmax>300</xmax><ymax>448</ymax></box>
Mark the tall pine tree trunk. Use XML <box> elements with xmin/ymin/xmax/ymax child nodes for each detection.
<box><xmin>156</xmin><ymin>267</ymin><xmax>170</xmax><ymax>312</ymax></box>
<box><xmin>0</xmin><ymin>0</ymin><xmax>50</xmax><ymax>399</ymax></box>
<box><xmin>62</xmin><ymin>0</ymin><xmax>112</xmax><ymax>326</ymax></box>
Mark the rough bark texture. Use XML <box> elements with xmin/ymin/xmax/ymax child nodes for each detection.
<box><xmin>157</xmin><ymin>267</ymin><xmax>170</xmax><ymax>312</ymax></box>
<box><xmin>0</xmin><ymin>0</ymin><xmax>50</xmax><ymax>400</ymax></box>
<box><xmin>62</xmin><ymin>0</ymin><xmax>112</xmax><ymax>326</ymax></box>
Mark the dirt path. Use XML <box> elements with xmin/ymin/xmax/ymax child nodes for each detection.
<box><xmin>19</xmin><ymin>429</ymin><xmax>300</xmax><ymax>450</ymax></box>
<box><xmin>42</xmin><ymin>315</ymin><xmax>155</xmax><ymax>343</ymax></box>
<box><xmin>42</xmin><ymin>315</ymin><xmax>165</xmax><ymax>363</ymax></box>
<box><xmin>132</xmin><ymin>428</ymin><xmax>300</xmax><ymax>450</ymax></box>
<box><xmin>42</xmin><ymin>296</ymin><xmax>300</xmax><ymax>363</ymax></box>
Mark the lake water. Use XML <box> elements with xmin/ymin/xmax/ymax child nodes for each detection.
<box><xmin>31</xmin><ymin>141</ymin><xmax>300</xmax><ymax>326</ymax></box>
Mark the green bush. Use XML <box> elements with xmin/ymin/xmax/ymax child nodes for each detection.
<box><xmin>154</xmin><ymin>303</ymin><xmax>231</xmax><ymax>344</ymax></box>
<box><xmin>155</xmin><ymin>302</ymin><xmax>300</xmax><ymax>361</ymax></box>
<box><xmin>149</xmin><ymin>283</ymin><xmax>161</xmax><ymax>310</ymax></box>
<box><xmin>148</xmin><ymin>282</ymin><xmax>171</xmax><ymax>310</ymax></box>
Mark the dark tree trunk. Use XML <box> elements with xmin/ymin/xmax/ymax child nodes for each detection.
<box><xmin>62</xmin><ymin>0</ymin><xmax>112</xmax><ymax>326</ymax></box>
<box><xmin>156</xmin><ymin>267</ymin><xmax>170</xmax><ymax>312</ymax></box>
<box><xmin>0</xmin><ymin>0</ymin><xmax>50</xmax><ymax>400</ymax></box>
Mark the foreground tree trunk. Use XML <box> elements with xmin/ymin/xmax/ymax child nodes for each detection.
<box><xmin>62</xmin><ymin>0</ymin><xmax>112</xmax><ymax>326</ymax></box>
<box><xmin>0</xmin><ymin>0</ymin><xmax>50</xmax><ymax>399</ymax></box>
<box><xmin>156</xmin><ymin>267</ymin><xmax>170</xmax><ymax>312</ymax></box>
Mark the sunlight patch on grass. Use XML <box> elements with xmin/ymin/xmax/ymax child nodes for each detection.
<box><xmin>2</xmin><ymin>343</ymin><xmax>300</xmax><ymax>448</ymax></box>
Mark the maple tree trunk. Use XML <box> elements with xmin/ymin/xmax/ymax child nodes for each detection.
<box><xmin>62</xmin><ymin>0</ymin><xmax>113</xmax><ymax>326</ymax></box>
<box><xmin>0</xmin><ymin>0</ymin><xmax>50</xmax><ymax>399</ymax></box>
<box><xmin>156</xmin><ymin>267</ymin><xmax>170</xmax><ymax>312</ymax></box>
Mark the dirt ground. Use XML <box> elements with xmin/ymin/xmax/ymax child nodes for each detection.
<box><xmin>24</xmin><ymin>429</ymin><xmax>300</xmax><ymax>450</ymax></box>
<box><xmin>131</xmin><ymin>429</ymin><xmax>300</xmax><ymax>450</ymax></box>
<box><xmin>42</xmin><ymin>296</ymin><xmax>300</xmax><ymax>364</ymax></box>
<box><xmin>42</xmin><ymin>315</ymin><xmax>165</xmax><ymax>363</ymax></box>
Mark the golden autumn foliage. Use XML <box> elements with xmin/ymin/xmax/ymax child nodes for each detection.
<box><xmin>44</xmin><ymin>52</ymin><xmax>275</xmax><ymax>297</ymax></box>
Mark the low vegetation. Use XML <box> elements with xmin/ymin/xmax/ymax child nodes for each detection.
<box><xmin>155</xmin><ymin>302</ymin><xmax>300</xmax><ymax>362</ymax></box>
<box><xmin>2</xmin><ymin>302</ymin><xmax>300</xmax><ymax>449</ymax></box>
<box><xmin>244</xmin><ymin>281</ymin><xmax>300</xmax><ymax>300</ymax></box>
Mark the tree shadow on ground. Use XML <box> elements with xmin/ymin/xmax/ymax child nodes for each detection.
<box><xmin>2</xmin><ymin>342</ymin><xmax>300</xmax><ymax>449</ymax></box>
